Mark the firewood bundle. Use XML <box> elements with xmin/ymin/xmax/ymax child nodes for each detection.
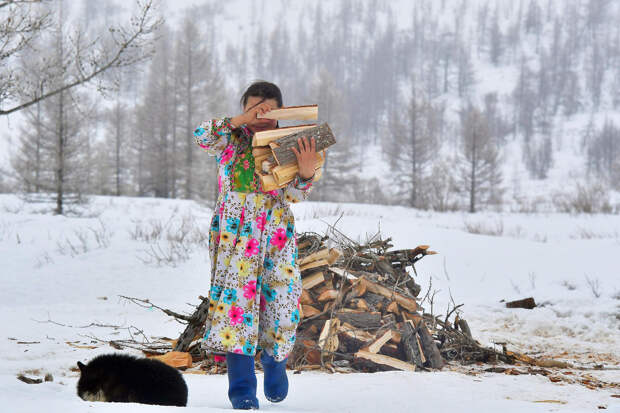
<box><xmin>251</xmin><ymin>105</ymin><xmax>337</xmax><ymax>191</ymax></box>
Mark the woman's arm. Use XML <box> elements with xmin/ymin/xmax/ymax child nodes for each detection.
<box><xmin>193</xmin><ymin>117</ymin><xmax>235</xmax><ymax>157</ymax></box>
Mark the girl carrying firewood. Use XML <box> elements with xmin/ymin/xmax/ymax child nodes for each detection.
<box><xmin>194</xmin><ymin>81</ymin><xmax>317</xmax><ymax>409</ymax></box>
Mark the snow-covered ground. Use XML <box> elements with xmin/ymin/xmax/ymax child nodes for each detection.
<box><xmin>0</xmin><ymin>194</ymin><xmax>618</xmax><ymax>412</ymax></box>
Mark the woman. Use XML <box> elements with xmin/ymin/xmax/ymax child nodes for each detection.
<box><xmin>194</xmin><ymin>81</ymin><xmax>317</xmax><ymax>409</ymax></box>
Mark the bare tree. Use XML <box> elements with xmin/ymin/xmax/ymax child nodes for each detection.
<box><xmin>11</xmin><ymin>6</ymin><xmax>94</xmax><ymax>214</ymax></box>
<box><xmin>0</xmin><ymin>0</ymin><xmax>162</xmax><ymax>116</ymax></box>
<box><xmin>458</xmin><ymin>105</ymin><xmax>503</xmax><ymax>213</ymax></box>
<box><xmin>386</xmin><ymin>86</ymin><xmax>442</xmax><ymax>208</ymax></box>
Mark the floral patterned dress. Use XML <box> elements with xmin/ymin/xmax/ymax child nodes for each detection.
<box><xmin>194</xmin><ymin>117</ymin><xmax>314</xmax><ymax>362</ymax></box>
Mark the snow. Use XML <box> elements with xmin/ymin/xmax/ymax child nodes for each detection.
<box><xmin>0</xmin><ymin>194</ymin><xmax>618</xmax><ymax>411</ymax></box>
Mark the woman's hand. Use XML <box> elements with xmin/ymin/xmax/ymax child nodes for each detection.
<box><xmin>231</xmin><ymin>102</ymin><xmax>274</xmax><ymax>128</ymax></box>
<box><xmin>291</xmin><ymin>137</ymin><xmax>316</xmax><ymax>180</ymax></box>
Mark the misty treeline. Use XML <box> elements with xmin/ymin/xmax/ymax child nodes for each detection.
<box><xmin>3</xmin><ymin>0</ymin><xmax>620</xmax><ymax>214</ymax></box>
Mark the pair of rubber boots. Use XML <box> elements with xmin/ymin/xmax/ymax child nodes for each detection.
<box><xmin>226</xmin><ymin>350</ymin><xmax>288</xmax><ymax>410</ymax></box>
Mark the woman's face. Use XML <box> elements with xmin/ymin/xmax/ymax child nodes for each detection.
<box><xmin>244</xmin><ymin>96</ymin><xmax>279</xmax><ymax>133</ymax></box>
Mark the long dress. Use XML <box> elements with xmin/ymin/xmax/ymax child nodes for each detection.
<box><xmin>194</xmin><ymin>117</ymin><xmax>314</xmax><ymax>362</ymax></box>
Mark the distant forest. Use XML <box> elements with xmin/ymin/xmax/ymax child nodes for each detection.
<box><xmin>3</xmin><ymin>0</ymin><xmax>620</xmax><ymax>214</ymax></box>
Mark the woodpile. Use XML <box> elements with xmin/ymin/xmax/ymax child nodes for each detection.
<box><xmin>251</xmin><ymin>105</ymin><xmax>337</xmax><ymax>191</ymax></box>
<box><xmin>287</xmin><ymin>230</ymin><xmax>449</xmax><ymax>372</ymax></box>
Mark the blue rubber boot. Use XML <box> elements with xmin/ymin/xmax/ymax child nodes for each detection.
<box><xmin>226</xmin><ymin>352</ymin><xmax>259</xmax><ymax>410</ymax></box>
<box><xmin>260</xmin><ymin>350</ymin><xmax>289</xmax><ymax>403</ymax></box>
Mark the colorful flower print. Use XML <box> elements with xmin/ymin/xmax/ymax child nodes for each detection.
<box><xmin>291</xmin><ymin>309</ymin><xmax>300</xmax><ymax>323</ymax></box>
<box><xmin>236</xmin><ymin>259</ymin><xmax>250</xmax><ymax>279</ymax></box>
<box><xmin>243</xmin><ymin>280</ymin><xmax>257</xmax><ymax>300</ymax></box>
<box><xmin>256</xmin><ymin>212</ymin><xmax>266</xmax><ymax>231</ymax></box>
<box><xmin>226</xmin><ymin>217</ymin><xmax>240</xmax><ymax>233</ymax></box>
<box><xmin>222</xmin><ymin>288</ymin><xmax>237</xmax><ymax>305</ymax></box>
<box><xmin>240</xmin><ymin>221</ymin><xmax>252</xmax><ymax>237</ymax></box>
<box><xmin>243</xmin><ymin>342</ymin><xmax>255</xmax><ymax>355</ymax></box>
<box><xmin>210</xmin><ymin>285</ymin><xmax>223</xmax><ymax>300</ymax></box>
<box><xmin>244</xmin><ymin>238</ymin><xmax>259</xmax><ymax>257</ymax></box>
<box><xmin>228</xmin><ymin>306</ymin><xmax>244</xmax><ymax>325</ymax></box>
<box><xmin>262</xmin><ymin>284</ymin><xmax>277</xmax><ymax>302</ymax></box>
<box><xmin>220</xmin><ymin>231</ymin><xmax>233</xmax><ymax>243</ymax></box>
<box><xmin>211</xmin><ymin>215</ymin><xmax>220</xmax><ymax>232</ymax></box>
<box><xmin>193</xmin><ymin>127</ymin><xmax>205</xmax><ymax>137</ymax></box>
<box><xmin>263</xmin><ymin>257</ymin><xmax>274</xmax><ymax>271</ymax></box>
<box><xmin>243</xmin><ymin>313</ymin><xmax>253</xmax><ymax>327</ymax></box>
<box><xmin>221</xmin><ymin>145</ymin><xmax>235</xmax><ymax>164</ymax></box>
<box><xmin>270</xmin><ymin>228</ymin><xmax>288</xmax><ymax>250</ymax></box>
<box><xmin>219</xmin><ymin>327</ymin><xmax>237</xmax><ymax>346</ymax></box>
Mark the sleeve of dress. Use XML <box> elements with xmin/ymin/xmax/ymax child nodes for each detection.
<box><xmin>282</xmin><ymin>173</ymin><xmax>314</xmax><ymax>203</ymax></box>
<box><xmin>193</xmin><ymin>117</ymin><xmax>235</xmax><ymax>157</ymax></box>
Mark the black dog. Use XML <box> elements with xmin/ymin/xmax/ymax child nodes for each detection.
<box><xmin>76</xmin><ymin>353</ymin><xmax>188</xmax><ymax>406</ymax></box>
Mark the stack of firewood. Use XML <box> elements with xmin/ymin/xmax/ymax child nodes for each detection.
<box><xmin>287</xmin><ymin>231</ymin><xmax>451</xmax><ymax>372</ymax></box>
<box><xmin>251</xmin><ymin>105</ymin><xmax>336</xmax><ymax>191</ymax></box>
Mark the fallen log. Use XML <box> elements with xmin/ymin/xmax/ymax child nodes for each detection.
<box><xmin>505</xmin><ymin>297</ymin><xmax>536</xmax><ymax>309</ymax></box>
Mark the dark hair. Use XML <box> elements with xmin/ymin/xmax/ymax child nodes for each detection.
<box><xmin>240</xmin><ymin>80</ymin><xmax>283</xmax><ymax>109</ymax></box>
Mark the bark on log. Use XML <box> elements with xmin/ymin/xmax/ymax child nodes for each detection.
<box><xmin>400</xmin><ymin>320</ymin><xmax>425</xmax><ymax>368</ymax></box>
<box><xmin>334</xmin><ymin>310</ymin><xmax>382</xmax><ymax>329</ymax></box>
<box><xmin>173</xmin><ymin>296</ymin><xmax>209</xmax><ymax>352</ymax></box>
<box><xmin>416</xmin><ymin>322</ymin><xmax>444</xmax><ymax>369</ymax></box>
<box><xmin>505</xmin><ymin>297</ymin><xmax>536</xmax><ymax>309</ymax></box>
<box><xmin>271</xmin><ymin>123</ymin><xmax>337</xmax><ymax>166</ymax></box>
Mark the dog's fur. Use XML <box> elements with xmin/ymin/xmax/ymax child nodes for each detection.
<box><xmin>76</xmin><ymin>353</ymin><xmax>188</xmax><ymax>407</ymax></box>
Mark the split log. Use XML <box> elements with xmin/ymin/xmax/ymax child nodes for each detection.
<box><xmin>361</xmin><ymin>279</ymin><xmax>419</xmax><ymax>312</ymax></box>
<box><xmin>354</xmin><ymin>350</ymin><xmax>416</xmax><ymax>372</ymax></box>
<box><xmin>400</xmin><ymin>320</ymin><xmax>425</xmax><ymax>368</ymax></box>
<box><xmin>301</xmin><ymin>271</ymin><xmax>325</xmax><ymax>290</ymax></box>
<box><xmin>173</xmin><ymin>295</ymin><xmax>210</xmax><ymax>352</ymax></box>
<box><xmin>386</xmin><ymin>301</ymin><xmax>400</xmax><ymax>315</ymax></box>
<box><xmin>252</xmin><ymin>146</ymin><xmax>271</xmax><ymax>157</ymax></box>
<box><xmin>363</xmin><ymin>330</ymin><xmax>393</xmax><ymax>354</ymax></box>
<box><xmin>256</xmin><ymin>104</ymin><xmax>318</xmax><ymax>121</ymax></box>
<box><xmin>416</xmin><ymin>322</ymin><xmax>444</xmax><ymax>369</ymax></box>
<box><xmin>149</xmin><ymin>351</ymin><xmax>193</xmax><ymax>369</ymax></box>
<box><xmin>349</xmin><ymin>298</ymin><xmax>370</xmax><ymax>311</ymax></box>
<box><xmin>378</xmin><ymin>343</ymin><xmax>402</xmax><ymax>359</ymax></box>
<box><xmin>259</xmin><ymin>173</ymin><xmax>285</xmax><ymax>192</ymax></box>
<box><xmin>326</xmin><ymin>248</ymin><xmax>343</xmax><ymax>265</ymax></box>
<box><xmin>298</xmin><ymin>247</ymin><xmax>330</xmax><ymax>266</ymax></box>
<box><xmin>300</xmin><ymin>259</ymin><xmax>329</xmax><ymax>272</ymax></box>
<box><xmin>401</xmin><ymin>311</ymin><xmax>423</xmax><ymax>326</ymax></box>
<box><xmin>272</xmin><ymin>151</ymin><xmax>325</xmax><ymax>185</ymax></box>
<box><xmin>318</xmin><ymin>318</ymin><xmax>340</xmax><ymax>354</ymax></box>
<box><xmin>270</xmin><ymin>123</ymin><xmax>337</xmax><ymax>166</ymax></box>
<box><xmin>299</xmin><ymin>289</ymin><xmax>313</xmax><ymax>305</ymax></box>
<box><xmin>301</xmin><ymin>305</ymin><xmax>321</xmax><ymax>318</ymax></box>
<box><xmin>252</xmin><ymin>124</ymin><xmax>317</xmax><ymax>147</ymax></box>
<box><xmin>317</xmin><ymin>289</ymin><xmax>340</xmax><ymax>302</ymax></box>
<box><xmin>334</xmin><ymin>310</ymin><xmax>382</xmax><ymax>329</ymax></box>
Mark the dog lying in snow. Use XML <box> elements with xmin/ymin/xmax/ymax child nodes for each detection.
<box><xmin>76</xmin><ymin>353</ymin><xmax>188</xmax><ymax>406</ymax></box>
